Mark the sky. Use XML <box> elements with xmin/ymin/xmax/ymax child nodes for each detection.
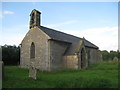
<box><xmin>0</xmin><ymin>2</ymin><xmax>118</xmax><ymax>51</ymax></box>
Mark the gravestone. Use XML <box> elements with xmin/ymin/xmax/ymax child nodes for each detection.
<box><xmin>29</xmin><ymin>61</ymin><xmax>37</xmax><ymax>80</ymax></box>
<box><xmin>113</xmin><ymin>57</ymin><xmax>118</xmax><ymax>62</ymax></box>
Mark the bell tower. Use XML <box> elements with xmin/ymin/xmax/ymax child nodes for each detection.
<box><xmin>30</xmin><ymin>9</ymin><xmax>41</xmax><ymax>29</ymax></box>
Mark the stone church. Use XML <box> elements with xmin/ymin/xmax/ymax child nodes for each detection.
<box><xmin>20</xmin><ymin>9</ymin><xmax>102</xmax><ymax>71</ymax></box>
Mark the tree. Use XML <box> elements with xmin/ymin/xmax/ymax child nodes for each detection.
<box><xmin>101</xmin><ymin>50</ymin><xmax>109</xmax><ymax>61</ymax></box>
<box><xmin>101</xmin><ymin>50</ymin><xmax>119</xmax><ymax>61</ymax></box>
<box><xmin>109</xmin><ymin>50</ymin><xmax>118</xmax><ymax>60</ymax></box>
<box><xmin>2</xmin><ymin>45</ymin><xmax>20</xmax><ymax>65</ymax></box>
<box><xmin>117</xmin><ymin>50</ymin><xmax>120</xmax><ymax>60</ymax></box>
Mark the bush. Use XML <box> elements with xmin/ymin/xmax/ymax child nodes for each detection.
<box><xmin>101</xmin><ymin>50</ymin><xmax>119</xmax><ymax>61</ymax></box>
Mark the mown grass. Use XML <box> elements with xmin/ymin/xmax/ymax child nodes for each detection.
<box><xmin>3</xmin><ymin>61</ymin><xmax>118</xmax><ymax>88</ymax></box>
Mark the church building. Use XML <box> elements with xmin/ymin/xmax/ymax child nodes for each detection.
<box><xmin>20</xmin><ymin>9</ymin><xmax>102</xmax><ymax>71</ymax></box>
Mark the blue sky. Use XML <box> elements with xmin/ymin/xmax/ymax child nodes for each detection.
<box><xmin>1</xmin><ymin>2</ymin><xmax>118</xmax><ymax>51</ymax></box>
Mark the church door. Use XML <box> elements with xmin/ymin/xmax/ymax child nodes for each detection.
<box><xmin>80</xmin><ymin>48</ymin><xmax>87</xmax><ymax>69</ymax></box>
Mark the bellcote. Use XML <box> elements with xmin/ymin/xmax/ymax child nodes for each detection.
<box><xmin>30</xmin><ymin>9</ymin><xmax>41</xmax><ymax>29</ymax></box>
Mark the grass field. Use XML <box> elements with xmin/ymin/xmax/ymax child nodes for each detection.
<box><xmin>3</xmin><ymin>61</ymin><xmax>118</xmax><ymax>88</ymax></box>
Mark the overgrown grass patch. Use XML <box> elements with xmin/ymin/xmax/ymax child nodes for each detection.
<box><xmin>3</xmin><ymin>61</ymin><xmax>118</xmax><ymax>88</ymax></box>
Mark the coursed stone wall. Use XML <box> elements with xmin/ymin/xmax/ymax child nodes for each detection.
<box><xmin>20</xmin><ymin>27</ymin><xmax>51</xmax><ymax>71</ymax></box>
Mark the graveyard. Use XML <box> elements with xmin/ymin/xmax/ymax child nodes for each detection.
<box><xmin>2</xmin><ymin>61</ymin><xmax>118</xmax><ymax>88</ymax></box>
<box><xmin>1</xmin><ymin>2</ymin><xmax>118</xmax><ymax>89</ymax></box>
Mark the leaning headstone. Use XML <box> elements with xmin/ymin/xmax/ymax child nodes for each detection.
<box><xmin>29</xmin><ymin>62</ymin><xmax>37</xmax><ymax>80</ymax></box>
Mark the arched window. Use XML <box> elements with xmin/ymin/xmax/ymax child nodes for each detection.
<box><xmin>30</xmin><ymin>42</ymin><xmax>35</xmax><ymax>59</ymax></box>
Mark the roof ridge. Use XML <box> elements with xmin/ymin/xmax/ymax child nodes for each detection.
<box><xmin>83</xmin><ymin>39</ymin><xmax>98</xmax><ymax>49</ymax></box>
<box><xmin>40</xmin><ymin>25</ymin><xmax>83</xmax><ymax>40</ymax></box>
<box><xmin>39</xmin><ymin>25</ymin><xmax>98</xmax><ymax>49</ymax></box>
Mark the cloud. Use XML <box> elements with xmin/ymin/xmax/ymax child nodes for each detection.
<box><xmin>44</xmin><ymin>20</ymin><xmax>78</xmax><ymax>28</ymax></box>
<box><xmin>1</xmin><ymin>23</ymin><xmax>118</xmax><ymax>51</ymax></box>
<box><xmin>61</xmin><ymin>26</ymin><xmax>118</xmax><ymax>51</ymax></box>
<box><xmin>0</xmin><ymin>10</ymin><xmax>14</xmax><ymax>19</ymax></box>
<box><xmin>3</xmin><ymin>10</ymin><xmax>14</xmax><ymax>15</ymax></box>
<box><xmin>1</xmin><ymin>34</ymin><xmax>24</xmax><ymax>46</ymax></box>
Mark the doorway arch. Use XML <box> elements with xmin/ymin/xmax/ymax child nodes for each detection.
<box><xmin>80</xmin><ymin>48</ymin><xmax>87</xmax><ymax>69</ymax></box>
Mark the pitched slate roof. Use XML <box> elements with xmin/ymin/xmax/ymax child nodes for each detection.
<box><xmin>40</xmin><ymin>26</ymin><xmax>80</xmax><ymax>43</ymax></box>
<box><xmin>39</xmin><ymin>26</ymin><xmax>98</xmax><ymax>49</ymax></box>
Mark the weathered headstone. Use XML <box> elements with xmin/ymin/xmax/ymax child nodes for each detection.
<box><xmin>29</xmin><ymin>62</ymin><xmax>37</xmax><ymax>80</ymax></box>
<box><xmin>113</xmin><ymin>57</ymin><xmax>118</xmax><ymax>62</ymax></box>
